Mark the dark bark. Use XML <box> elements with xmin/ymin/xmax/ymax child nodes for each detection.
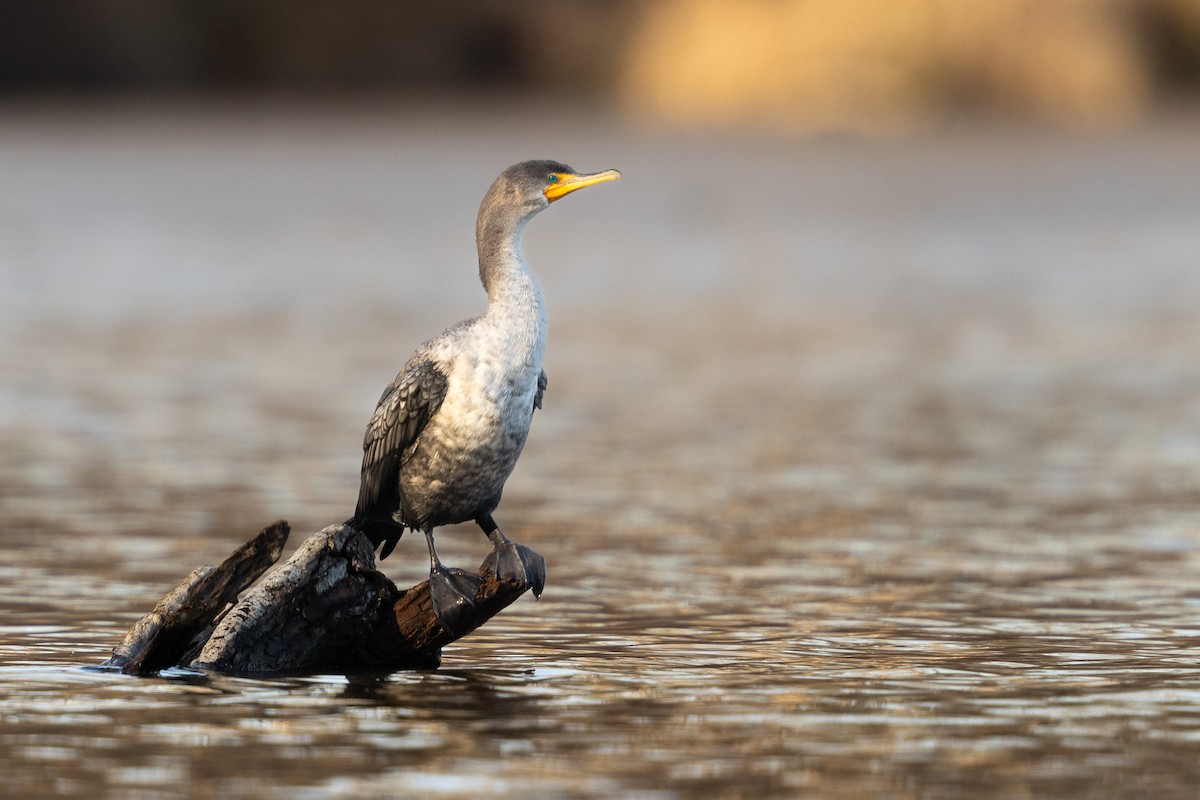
<box><xmin>103</xmin><ymin>520</ymin><xmax>538</xmax><ymax>675</ymax></box>
<box><xmin>103</xmin><ymin>520</ymin><xmax>290</xmax><ymax>674</ymax></box>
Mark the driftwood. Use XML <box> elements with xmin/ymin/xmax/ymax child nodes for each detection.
<box><xmin>102</xmin><ymin>520</ymin><xmax>538</xmax><ymax>675</ymax></box>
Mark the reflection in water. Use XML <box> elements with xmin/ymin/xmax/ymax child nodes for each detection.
<box><xmin>3</xmin><ymin>108</ymin><xmax>1200</xmax><ymax>798</ymax></box>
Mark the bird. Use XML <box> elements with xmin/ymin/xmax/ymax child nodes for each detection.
<box><xmin>348</xmin><ymin>160</ymin><xmax>620</xmax><ymax>635</ymax></box>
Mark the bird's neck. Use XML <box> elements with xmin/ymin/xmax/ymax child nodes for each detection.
<box><xmin>477</xmin><ymin>208</ymin><xmax>546</xmax><ymax>338</ymax></box>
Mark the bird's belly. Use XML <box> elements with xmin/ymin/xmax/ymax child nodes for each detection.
<box><xmin>397</xmin><ymin>376</ymin><xmax>536</xmax><ymax>527</ymax></box>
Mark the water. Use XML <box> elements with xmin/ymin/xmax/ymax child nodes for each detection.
<box><xmin>3</xmin><ymin>103</ymin><xmax>1200</xmax><ymax>798</ymax></box>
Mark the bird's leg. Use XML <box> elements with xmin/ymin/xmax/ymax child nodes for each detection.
<box><xmin>423</xmin><ymin>527</ymin><xmax>483</xmax><ymax>636</ymax></box>
<box><xmin>477</xmin><ymin>513</ymin><xmax>546</xmax><ymax>597</ymax></box>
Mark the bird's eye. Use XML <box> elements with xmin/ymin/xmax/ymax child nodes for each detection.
<box><xmin>547</xmin><ymin>174</ymin><xmax>560</xmax><ymax>184</ymax></box>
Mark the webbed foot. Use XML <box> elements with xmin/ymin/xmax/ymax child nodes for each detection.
<box><xmin>429</xmin><ymin>565</ymin><xmax>484</xmax><ymax>637</ymax></box>
<box><xmin>483</xmin><ymin>531</ymin><xmax>546</xmax><ymax>597</ymax></box>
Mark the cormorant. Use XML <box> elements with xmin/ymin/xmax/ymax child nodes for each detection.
<box><xmin>349</xmin><ymin>160</ymin><xmax>620</xmax><ymax>634</ymax></box>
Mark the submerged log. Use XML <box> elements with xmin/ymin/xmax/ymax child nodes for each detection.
<box><xmin>103</xmin><ymin>520</ymin><xmax>538</xmax><ymax>675</ymax></box>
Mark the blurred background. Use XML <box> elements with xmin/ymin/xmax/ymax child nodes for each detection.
<box><xmin>4</xmin><ymin>3</ymin><xmax>1200</xmax><ymax>799</ymax></box>
<box><xmin>2</xmin><ymin>0</ymin><xmax>1199</xmax><ymax>128</ymax></box>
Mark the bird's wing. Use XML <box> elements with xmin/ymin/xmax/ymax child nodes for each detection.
<box><xmin>534</xmin><ymin>369</ymin><xmax>548</xmax><ymax>411</ymax></box>
<box><xmin>356</xmin><ymin>360</ymin><xmax>449</xmax><ymax>517</ymax></box>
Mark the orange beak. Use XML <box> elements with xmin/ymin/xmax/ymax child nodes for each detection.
<box><xmin>544</xmin><ymin>169</ymin><xmax>622</xmax><ymax>202</ymax></box>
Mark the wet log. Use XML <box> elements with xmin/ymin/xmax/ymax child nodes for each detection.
<box><xmin>103</xmin><ymin>520</ymin><xmax>290</xmax><ymax>674</ymax></box>
<box><xmin>103</xmin><ymin>520</ymin><xmax>536</xmax><ymax>675</ymax></box>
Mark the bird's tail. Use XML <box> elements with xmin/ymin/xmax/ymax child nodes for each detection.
<box><xmin>344</xmin><ymin>515</ymin><xmax>405</xmax><ymax>561</ymax></box>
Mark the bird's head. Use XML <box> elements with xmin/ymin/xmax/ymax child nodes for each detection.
<box><xmin>486</xmin><ymin>160</ymin><xmax>622</xmax><ymax>221</ymax></box>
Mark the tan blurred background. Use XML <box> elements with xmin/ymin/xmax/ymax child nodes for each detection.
<box><xmin>3</xmin><ymin>0</ymin><xmax>1199</xmax><ymax>130</ymax></box>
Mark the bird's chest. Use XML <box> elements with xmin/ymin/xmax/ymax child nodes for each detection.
<box><xmin>431</xmin><ymin>323</ymin><xmax>544</xmax><ymax>455</ymax></box>
<box><xmin>444</xmin><ymin>361</ymin><xmax>536</xmax><ymax>442</ymax></box>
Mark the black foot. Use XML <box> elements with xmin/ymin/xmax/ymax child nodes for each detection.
<box><xmin>483</xmin><ymin>536</ymin><xmax>547</xmax><ymax>598</ymax></box>
<box><xmin>429</xmin><ymin>565</ymin><xmax>483</xmax><ymax>636</ymax></box>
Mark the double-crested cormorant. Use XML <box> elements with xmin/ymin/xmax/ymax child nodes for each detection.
<box><xmin>349</xmin><ymin>160</ymin><xmax>620</xmax><ymax>634</ymax></box>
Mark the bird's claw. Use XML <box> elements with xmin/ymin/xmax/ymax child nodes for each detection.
<box><xmin>484</xmin><ymin>539</ymin><xmax>547</xmax><ymax>598</ymax></box>
<box><xmin>429</xmin><ymin>565</ymin><xmax>484</xmax><ymax>637</ymax></box>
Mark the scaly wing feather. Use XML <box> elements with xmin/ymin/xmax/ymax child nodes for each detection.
<box><xmin>355</xmin><ymin>360</ymin><xmax>449</xmax><ymax>519</ymax></box>
<box><xmin>534</xmin><ymin>369</ymin><xmax>548</xmax><ymax>411</ymax></box>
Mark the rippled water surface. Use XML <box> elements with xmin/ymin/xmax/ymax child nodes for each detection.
<box><xmin>3</xmin><ymin>105</ymin><xmax>1200</xmax><ymax>798</ymax></box>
